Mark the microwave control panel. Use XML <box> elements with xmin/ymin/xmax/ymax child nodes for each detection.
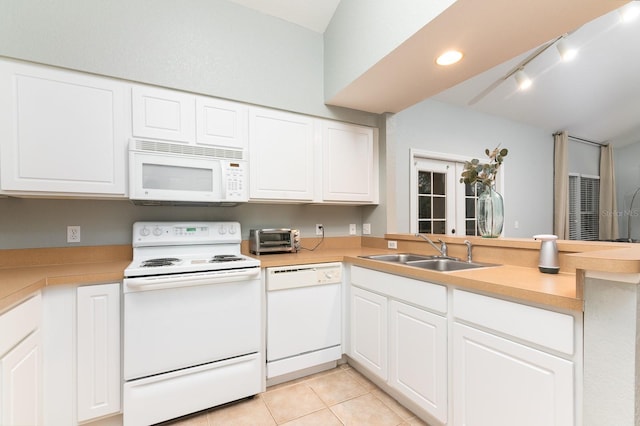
<box><xmin>222</xmin><ymin>161</ymin><xmax>247</xmax><ymax>201</ymax></box>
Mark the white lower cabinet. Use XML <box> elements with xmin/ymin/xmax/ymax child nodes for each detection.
<box><xmin>452</xmin><ymin>289</ymin><xmax>577</xmax><ymax>426</ymax></box>
<box><xmin>0</xmin><ymin>294</ymin><xmax>43</xmax><ymax>426</ymax></box>
<box><xmin>349</xmin><ymin>266</ymin><xmax>447</xmax><ymax>424</ymax></box>
<box><xmin>389</xmin><ymin>300</ymin><xmax>447</xmax><ymax>424</ymax></box>
<box><xmin>350</xmin><ymin>286</ymin><xmax>388</xmax><ymax>380</ymax></box>
<box><xmin>452</xmin><ymin>323</ymin><xmax>574</xmax><ymax>426</ymax></box>
<box><xmin>43</xmin><ymin>283</ymin><xmax>121</xmax><ymax>425</ymax></box>
<box><xmin>77</xmin><ymin>283</ymin><xmax>121</xmax><ymax>422</ymax></box>
<box><xmin>348</xmin><ymin>267</ymin><xmax>580</xmax><ymax>426</ymax></box>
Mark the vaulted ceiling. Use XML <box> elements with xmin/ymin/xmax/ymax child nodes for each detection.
<box><xmin>227</xmin><ymin>0</ymin><xmax>639</xmax><ymax>146</ymax></box>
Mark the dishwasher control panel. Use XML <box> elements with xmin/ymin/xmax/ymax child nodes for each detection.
<box><xmin>266</xmin><ymin>262</ymin><xmax>342</xmax><ymax>291</ymax></box>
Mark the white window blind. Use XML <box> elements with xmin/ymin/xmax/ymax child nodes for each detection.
<box><xmin>569</xmin><ymin>174</ymin><xmax>600</xmax><ymax>240</ymax></box>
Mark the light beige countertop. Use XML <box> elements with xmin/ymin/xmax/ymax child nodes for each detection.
<box><xmin>2</xmin><ymin>236</ymin><xmax>639</xmax><ymax>314</ymax></box>
<box><xmin>0</xmin><ymin>245</ymin><xmax>131</xmax><ymax>313</ymax></box>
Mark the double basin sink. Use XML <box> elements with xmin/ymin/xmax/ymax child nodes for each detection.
<box><xmin>360</xmin><ymin>253</ymin><xmax>499</xmax><ymax>272</ymax></box>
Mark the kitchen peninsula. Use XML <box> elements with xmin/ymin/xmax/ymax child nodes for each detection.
<box><xmin>1</xmin><ymin>235</ymin><xmax>639</xmax><ymax>425</ymax></box>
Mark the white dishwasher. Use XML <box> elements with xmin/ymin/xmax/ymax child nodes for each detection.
<box><xmin>266</xmin><ymin>262</ymin><xmax>342</xmax><ymax>382</ymax></box>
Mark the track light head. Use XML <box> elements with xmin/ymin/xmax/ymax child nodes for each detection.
<box><xmin>514</xmin><ymin>69</ymin><xmax>532</xmax><ymax>91</ymax></box>
<box><xmin>557</xmin><ymin>39</ymin><xmax>578</xmax><ymax>62</ymax></box>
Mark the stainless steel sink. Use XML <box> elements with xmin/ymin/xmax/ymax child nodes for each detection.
<box><xmin>406</xmin><ymin>258</ymin><xmax>499</xmax><ymax>272</ymax></box>
<box><xmin>359</xmin><ymin>253</ymin><xmax>438</xmax><ymax>263</ymax></box>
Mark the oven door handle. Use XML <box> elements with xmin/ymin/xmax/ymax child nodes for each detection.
<box><xmin>124</xmin><ymin>268</ymin><xmax>260</xmax><ymax>292</ymax></box>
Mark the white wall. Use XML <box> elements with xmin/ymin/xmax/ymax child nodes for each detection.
<box><xmin>0</xmin><ymin>199</ymin><xmax>366</xmax><ymax>249</ymax></box>
<box><xmin>390</xmin><ymin>99</ymin><xmax>554</xmax><ymax>238</ymax></box>
<box><xmin>0</xmin><ymin>0</ymin><xmax>375</xmax><ymax>126</ymax></box>
<box><xmin>323</xmin><ymin>0</ymin><xmax>455</xmax><ymax>102</ymax></box>
<box><xmin>0</xmin><ymin>0</ymin><xmax>387</xmax><ymax>249</ymax></box>
<box><xmin>568</xmin><ymin>141</ymin><xmax>600</xmax><ymax>176</ymax></box>
<box><xmin>614</xmin><ymin>141</ymin><xmax>640</xmax><ymax>240</ymax></box>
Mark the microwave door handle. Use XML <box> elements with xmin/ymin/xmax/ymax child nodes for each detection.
<box><xmin>125</xmin><ymin>269</ymin><xmax>259</xmax><ymax>291</ymax></box>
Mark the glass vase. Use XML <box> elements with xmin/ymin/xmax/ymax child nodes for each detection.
<box><xmin>477</xmin><ymin>186</ymin><xmax>504</xmax><ymax>238</ymax></box>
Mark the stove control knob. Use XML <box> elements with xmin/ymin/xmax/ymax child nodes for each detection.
<box><xmin>153</xmin><ymin>226</ymin><xmax>163</xmax><ymax>236</ymax></box>
<box><xmin>140</xmin><ymin>226</ymin><xmax>150</xmax><ymax>237</ymax></box>
<box><xmin>228</xmin><ymin>225</ymin><xmax>237</xmax><ymax>234</ymax></box>
<box><xmin>218</xmin><ymin>225</ymin><xmax>227</xmax><ymax>235</ymax></box>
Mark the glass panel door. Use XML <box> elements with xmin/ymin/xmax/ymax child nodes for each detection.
<box><xmin>411</xmin><ymin>159</ymin><xmax>456</xmax><ymax>235</ymax></box>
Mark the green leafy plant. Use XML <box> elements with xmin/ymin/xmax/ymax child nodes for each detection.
<box><xmin>459</xmin><ymin>146</ymin><xmax>508</xmax><ymax>187</ymax></box>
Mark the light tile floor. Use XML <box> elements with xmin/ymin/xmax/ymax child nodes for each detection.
<box><xmin>162</xmin><ymin>364</ymin><xmax>430</xmax><ymax>426</ymax></box>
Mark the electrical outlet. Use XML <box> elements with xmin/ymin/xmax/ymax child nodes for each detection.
<box><xmin>316</xmin><ymin>224</ymin><xmax>323</xmax><ymax>236</ymax></box>
<box><xmin>349</xmin><ymin>224</ymin><xmax>356</xmax><ymax>235</ymax></box>
<box><xmin>387</xmin><ymin>240</ymin><xmax>397</xmax><ymax>249</ymax></box>
<box><xmin>67</xmin><ymin>226</ymin><xmax>81</xmax><ymax>243</ymax></box>
<box><xmin>363</xmin><ymin>223</ymin><xmax>371</xmax><ymax>235</ymax></box>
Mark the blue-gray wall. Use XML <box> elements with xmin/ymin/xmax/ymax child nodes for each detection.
<box><xmin>391</xmin><ymin>99</ymin><xmax>554</xmax><ymax>238</ymax></box>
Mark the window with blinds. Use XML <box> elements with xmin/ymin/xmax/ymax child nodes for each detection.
<box><xmin>569</xmin><ymin>174</ymin><xmax>600</xmax><ymax>240</ymax></box>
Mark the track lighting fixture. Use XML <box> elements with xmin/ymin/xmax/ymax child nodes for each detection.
<box><xmin>556</xmin><ymin>38</ymin><xmax>577</xmax><ymax>61</ymax></box>
<box><xmin>514</xmin><ymin>69</ymin><xmax>532</xmax><ymax>91</ymax></box>
<box><xmin>620</xmin><ymin>3</ymin><xmax>640</xmax><ymax>22</ymax></box>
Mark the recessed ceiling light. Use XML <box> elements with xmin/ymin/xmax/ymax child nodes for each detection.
<box><xmin>436</xmin><ymin>50</ymin><xmax>463</xmax><ymax>66</ymax></box>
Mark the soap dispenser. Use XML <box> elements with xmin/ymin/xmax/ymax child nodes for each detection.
<box><xmin>533</xmin><ymin>234</ymin><xmax>559</xmax><ymax>274</ymax></box>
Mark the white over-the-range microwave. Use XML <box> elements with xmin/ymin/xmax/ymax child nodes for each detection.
<box><xmin>128</xmin><ymin>139</ymin><xmax>248</xmax><ymax>206</ymax></box>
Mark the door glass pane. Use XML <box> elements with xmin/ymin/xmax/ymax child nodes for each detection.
<box><xmin>418</xmin><ymin>171</ymin><xmax>431</xmax><ymax>194</ymax></box>
<box><xmin>463</xmin><ymin>183</ymin><xmax>480</xmax><ymax>236</ymax></box>
<box><xmin>432</xmin><ymin>221</ymin><xmax>446</xmax><ymax>234</ymax></box>
<box><xmin>419</xmin><ymin>197</ymin><xmax>432</xmax><ymax>219</ymax></box>
<box><xmin>433</xmin><ymin>197</ymin><xmax>446</xmax><ymax>219</ymax></box>
<box><xmin>433</xmin><ymin>173</ymin><xmax>446</xmax><ymax>195</ymax></box>
<box><xmin>416</xmin><ymin>170</ymin><xmax>448</xmax><ymax>235</ymax></box>
<box><xmin>418</xmin><ymin>221</ymin><xmax>432</xmax><ymax>233</ymax></box>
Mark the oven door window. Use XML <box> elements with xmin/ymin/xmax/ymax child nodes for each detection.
<box><xmin>143</xmin><ymin>163</ymin><xmax>213</xmax><ymax>192</ymax></box>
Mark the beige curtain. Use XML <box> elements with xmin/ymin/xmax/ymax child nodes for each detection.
<box><xmin>599</xmin><ymin>144</ymin><xmax>619</xmax><ymax>240</ymax></box>
<box><xmin>553</xmin><ymin>132</ymin><xmax>569</xmax><ymax>239</ymax></box>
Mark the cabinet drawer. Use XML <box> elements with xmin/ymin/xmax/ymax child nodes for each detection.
<box><xmin>351</xmin><ymin>266</ymin><xmax>446</xmax><ymax>314</ymax></box>
<box><xmin>0</xmin><ymin>293</ymin><xmax>41</xmax><ymax>356</ymax></box>
<box><xmin>453</xmin><ymin>290</ymin><xmax>574</xmax><ymax>355</ymax></box>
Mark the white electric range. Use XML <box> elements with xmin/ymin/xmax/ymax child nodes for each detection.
<box><xmin>122</xmin><ymin>221</ymin><xmax>262</xmax><ymax>426</ymax></box>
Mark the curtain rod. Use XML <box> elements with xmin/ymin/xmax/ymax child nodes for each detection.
<box><xmin>562</xmin><ymin>133</ymin><xmax>608</xmax><ymax>147</ymax></box>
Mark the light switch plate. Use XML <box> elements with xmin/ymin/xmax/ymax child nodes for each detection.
<box><xmin>363</xmin><ymin>223</ymin><xmax>371</xmax><ymax>235</ymax></box>
<box><xmin>349</xmin><ymin>224</ymin><xmax>356</xmax><ymax>235</ymax></box>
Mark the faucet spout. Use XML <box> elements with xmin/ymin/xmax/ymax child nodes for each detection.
<box><xmin>414</xmin><ymin>233</ymin><xmax>447</xmax><ymax>257</ymax></box>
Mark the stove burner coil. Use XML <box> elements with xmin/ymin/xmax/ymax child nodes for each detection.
<box><xmin>141</xmin><ymin>257</ymin><xmax>182</xmax><ymax>267</ymax></box>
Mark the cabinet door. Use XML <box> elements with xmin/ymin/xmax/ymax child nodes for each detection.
<box><xmin>77</xmin><ymin>283</ymin><xmax>121</xmax><ymax>422</ymax></box>
<box><xmin>389</xmin><ymin>301</ymin><xmax>447</xmax><ymax>424</ymax></box>
<box><xmin>350</xmin><ymin>286</ymin><xmax>387</xmax><ymax>380</ymax></box>
<box><xmin>131</xmin><ymin>85</ymin><xmax>195</xmax><ymax>143</ymax></box>
<box><xmin>322</xmin><ymin>121</ymin><xmax>377</xmax><ymax>203</ymax></box>
<box><xmin>249</xmin><ymin>107</ymin><xmax>315</xmax><ymax>201</ymax></box>
<box><xmin>0</xmin><ymin>59</ymin><xmax>127</xmax><ymax>195</ymax></box>
<box><xmin>196</xmin><ymin>96</ymin><xmax>248</xmax><ymax>151</ymax></box>
<box><xmin>1</xmin><ymin>330</ymin><xmax>42</xmax><ymax>426</ymax></box>
<box><xmin>453</xmin><ymin>322</ymin><xmax>574</xmax><ymax>426</ymax></box>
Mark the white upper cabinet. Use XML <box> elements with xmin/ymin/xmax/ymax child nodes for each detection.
<box><xmin>249</xmin><ymin>108</ymin><xmax>378</xmax><ymax>204</ymax></box>
<box><xmin>131</xmin><ymin>85</ymin><xmax>196</xmax><ymax>143</ymax></box>
<box><xmin>321</xmin><ymin>121</ymin><xmax>378</xmax><ymax>204</ymax></box>
<box><xmin>0</xmin><ymin>59</ymin><xmax>127</xmax><ymax>196</ymax></box>
<box><xmin>248</xmin><ymin>107</ymin><xmax>316</xmax><ymax>201</ymax></box>
<box><xmin>131</xmin><ymin>85</ymin><xmax>248</xmax><ymax>152</ymax></box>
<box><xmin>196</xmin><ymin>96</ymin><xmax>248</xmax><ymax>150</ymax></box>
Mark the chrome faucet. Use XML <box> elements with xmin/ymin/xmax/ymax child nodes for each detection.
<box><xmin>415</xmin><ymin>233</ymin><xmax>448</xmax><ymax>257</ymax></box>
<box><xmin>464</xmin><ymin>240</ymin><xmax>473</xmax><ymax>262</ymax></box>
